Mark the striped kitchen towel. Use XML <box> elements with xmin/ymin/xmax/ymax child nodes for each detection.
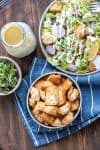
<box><xmin>0</xmin><ymin>0</ymin><xmax>12</xmax><ymax>9</ymax></box>
<box><xmin>13</xmin><ymin>57</ymin><xmax>100</xmax><ymax>147</ymax></box>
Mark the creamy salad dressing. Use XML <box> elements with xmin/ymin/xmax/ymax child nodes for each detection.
<box><xmin>4</xmin><ymin>26</ymin><xmax>23</xmax><ymax>45</ymax></box>
<box><xmin>52</xmin><ymin>23</ymin><xmax>58</xmax><ymax>40</ymax></box>
<box><xmin>1</xmin><ymin>22</ymin><xmax>36</xmax><ymax>58</ymax></box>
<box><xmin>75</xmin><ymin>57</ymin><xmax>81</xmax><ymax>67</ymax></box>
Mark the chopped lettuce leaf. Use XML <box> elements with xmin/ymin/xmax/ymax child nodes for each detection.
<box><xmin>71</xmin><ymin>17</ymin><xmax>81</xmax><ymax>28</ymax></box>
<box><xmin>56</xmin><ymin>38</ymin><xmax>68</xmax><ymax>51</ymax></box>
<box><xmin>77</xmin><ymin>56</ymin><xmax>89</xmax><ymax>73</ymax></box>
<box><xmin>41</xmin><ymin>27</ymin><xmax>52</xmax><ymax>33</ymax></box>
<box><xmin>83</xmin><ymin>12</ymin><xmax>93</xmax><ymax>23</ymax></box>
<box><xmin>45</xmin><ymin>13</ymin><xmax>56</xmax><ymax>19</ymax></box>
<box><xmin>60</xmin><ymin>61</ymin><xmax>69</xmax><ymax>69</ymax></box>
<box><xmin>94</xmin><ymin>23</ymin><xmax>100</xmax><ymax>36</ymax></box>
<box><xmin>47</xmin><ymin>57</ymin><xmax>59</xmax><ymax>66</ymax></box>
<box><xmin>76</xmin><ymin>69</ymin><xmax>88</xmax><ymax>74</ymax></box>
<box><xmin>63</xmin><ymin>2</ymin><xmax>71</xmax><ymax>11</ymax></box>
<box><xmin>78</xmin><ymin>0</ymin><xmax>90</xmax><ymax>16</ymax></box>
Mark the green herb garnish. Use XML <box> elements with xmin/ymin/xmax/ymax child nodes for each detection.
<box><xmin>0</xmin><ymin>60</ymin><xmax>18</xmax><ymax>93</ymax></box>
<box><xmin>76</xmin><ymin>55</ymin><xmax>89</xmax><ymax>74</ymax></box>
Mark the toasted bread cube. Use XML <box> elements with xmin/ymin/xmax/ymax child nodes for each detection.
<box><xmin>52</xmin><ymin>118</ymin><xmax>62</xmax><ymax>127</ymax></box>
<box><xmin>32</xmin><ymin>109</ymin><xmax>43</xmax><ymax>123</ymax></box>
<box><xmin>50</xmin><ymin>1</ymin><xmax>63</xmax><ymax>13</ymax></box>
<box><xmin>71</xmin><ymin>100</ymin><xmax>79</xmax><ymax>111</ymax></box>
<box><xmin>41</xmin><ymin>81</ymin><xmax>54</xmax><ymax>90</ymax></box>
<box><xmin>41</xmin><ymin>112</ymin><xmax>55</xmax><ymax>125</ymax></box>
<box><xmin>62</xmin><ymin>112</ymin><xmax>74</xmax><ymax>125</ymax></box>
<box><xmin>87</xmin><ymin>63</ymin><xmax>96</xmax><ymax>72</ymax></box>
<box><xmin>34</xmin><ymin>79</ymin><xmax>44</xmax><ymax>90</ymax></box>
<box><xmin>42</xmin><ymin>32</ymin><xmax>56</xmax><ymax>45</ymax></box>
<box><xmin>45</xmin><ymin>86</ymin><xmax>59</xmax><ymax>106</ymax></box>
<box><xmin>29</xmin><ymin>97</ymin><xmax>36</xmax><ymax>107</ymax></box>
<box><xmin>58</xmin><ymin>102</ymin><xmax>71</xmax><ymax>115</ymax></box>
<box><xmin>74</xmin><ymin>24</ymin><xmax>86</xmax><ymax>39</ymax></box>
<box><xmin>47</xmin><ymin>74</ymin><xmax>61</xmax><ymax>85</ymax></box>
<box><xmin>68</xmin><ymin>87</ymin><xmax>79</xmax><ymax>101</ymax></box>
<box><xmin>63</xmin><ymin>79</ymin><xmax>73</xmax><ymax>91</ymax></box>
<box><xmin>35</xmin><ymin>80</ymin><xmax>53</xmax><ymax>90</ymax></box>
<box><xmin>58</xmin><ymin>85</ymin><xmax>66</xmax><ymax>106</ymax></box>
<box><xmin>40</xmin><ymin>90</ymin><xmax>46</xmax><ymax>101</ymax></box>
<box><xmin>61</xmin><ymin>77</ymin><xmax>66</xmax><ymax>83</ymax></box>
<box><xmin>35</xmin><ymin>101</ymin><xmax>45</xmax><ymax>111</ymax></box>
<box><xmin>43</xmin><ymin>105</ymin><xmax>58</xmax><ymax>116</ymax></box>
<box><xmin>30</xmin><ymin>87</ymin><xmax>40</xmax><ymax>101</ymax></box>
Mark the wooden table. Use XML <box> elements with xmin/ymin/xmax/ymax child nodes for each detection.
<box><xmin>0</xmin><ymin>0</ymin><xmax>100</xmax><ymax>150</ymax></box>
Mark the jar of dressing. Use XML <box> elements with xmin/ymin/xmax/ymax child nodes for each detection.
<box><xmin>0</xmin><ymin>22</ymin><xmax>37</xmax><ymax>58</ymax></box>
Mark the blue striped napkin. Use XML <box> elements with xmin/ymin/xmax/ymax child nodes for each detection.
<box><xmin>0</xmin><ymin>0</ymin><xmax>12</xmax><ymax>9</ymax></box>
<box><xmin>13</xmin><ymin>57</ymin><xmax>100</xmax><ymax>147</ymax></box>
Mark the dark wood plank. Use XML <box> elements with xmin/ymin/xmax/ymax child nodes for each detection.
<box><xmin>0</xmin><ymin>0</ymin><xmax>100</xmax><ymax>150</ymax></box>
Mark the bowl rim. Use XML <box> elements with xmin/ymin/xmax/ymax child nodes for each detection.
<box><xmin>0</xmin><ymin>56</ymin><xmax>22</xmax><ymax>96</ymax></box>
<box><xmin>39</xmin><ymin>0</ymin><xmax>100</xmax><ymax>76</ymax></box>
<box><xmin>27</xmin><ymin>72</ymin><xmax>82</xmax><ymax>130</ymax></box>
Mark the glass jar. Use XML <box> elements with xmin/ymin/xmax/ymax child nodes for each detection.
<box><xmin>0</xmin><ymin>22</ymin><xmax>37</xmax><ymax>58</ymax></box>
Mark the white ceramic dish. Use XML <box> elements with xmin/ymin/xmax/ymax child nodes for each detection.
<box><xmin>39</xmin><ymin>0</ymin><xmax>100</xmax><ymax>76</ymax></box>
<box><xmin>0</xmin><ymin>56</ymin><xmax>22</xmax><ymax>96</ymax></box>
<box><xmin>27</xmin><ymin>72</ymin><xmax>82</xmax><ymax>130</ymax></box>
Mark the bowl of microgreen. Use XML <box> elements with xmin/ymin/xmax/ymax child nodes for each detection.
<box><xmin>0</xmin><ymin>56</ymin><xmax>22</xmax><ymax>96</ymax></box>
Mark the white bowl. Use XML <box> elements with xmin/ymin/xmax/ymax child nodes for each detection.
<box><xmin>39</xmin><ymin>0</ymin><xmax>100</xmax><ymax>76</ymax></box>
<box><xmin>0</xmin><ymin>56</ymin><xmax>22</xmax><ymax>96</ymax></box>
<box><xmin>27</xmin><ymin>72</ymin><xmax>82</xmax><ymax>130</ymax></box>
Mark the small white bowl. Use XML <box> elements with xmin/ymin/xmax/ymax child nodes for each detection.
<box><xmin>27</xmin><ymin>72</ymin><xmax>82</xmax><ymax>130</ymax></box>
<box><xmin>0</xmin><ymin>56</ymin><xmax>22</xmax><ymax>96</ymax></box>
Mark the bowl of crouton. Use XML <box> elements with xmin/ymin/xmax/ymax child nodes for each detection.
<box><xmin>27</xmin><ymin>72</ymin><xmax>82</xmax><ymax>129</ymax></box>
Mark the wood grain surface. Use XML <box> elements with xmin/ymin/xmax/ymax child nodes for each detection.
<box><xmin>0</xmin><ymin>0</ymin><xmax>100</xmax><ymax>150</ymax></box>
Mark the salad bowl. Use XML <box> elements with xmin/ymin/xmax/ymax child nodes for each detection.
<box><xmin>39</xmin><ymin>0</ymin><xmax>100</xmax><ymax>76</ymax></box>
